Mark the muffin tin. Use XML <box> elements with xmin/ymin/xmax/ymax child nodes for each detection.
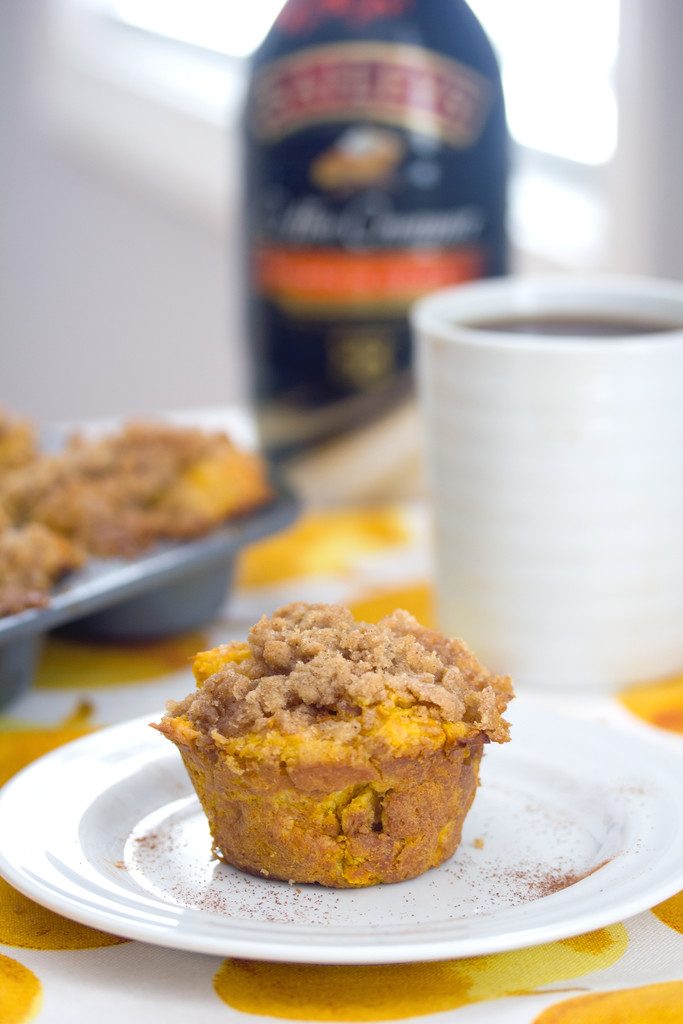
<box><xmin>0</xmin><ymin>485</ymin><xmax>298</xmax><ymax>708</ymax></box>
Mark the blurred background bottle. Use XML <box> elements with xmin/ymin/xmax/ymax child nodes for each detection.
<box><xmin>244</xmin><ymin>0</ymin><xmax>507</xmax><ymax>502</ymax></box>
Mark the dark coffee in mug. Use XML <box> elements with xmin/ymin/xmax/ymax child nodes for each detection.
<box><xmin>467</xmin><ymin>316</ymin><xmax>680</xmax><ymax>336</ymax></box>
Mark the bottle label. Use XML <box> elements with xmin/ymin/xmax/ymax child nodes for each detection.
<box><xmin>247</xmin><ymin>30</ymin><xmax>506</xmax><ymax>462</ymax></box>
<box><xmin>250</xmin><ymin>42</ymin><xmax>491</xmax><ymax>322</ymax></box>
<box><xmin>256</xmin><ymin>245</ymin><xmax>483</xmax><ymax>314</ymax></box>
<box><xmin>252</xmin><ymin>42</ymin><xmax>491</xmax><ymax>146</ymax></box>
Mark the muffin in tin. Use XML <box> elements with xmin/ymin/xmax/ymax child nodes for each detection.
<box><xmin>154</xmin><ymin>602</ymin><xmax>513</xmax><ymax>888</ymax></box>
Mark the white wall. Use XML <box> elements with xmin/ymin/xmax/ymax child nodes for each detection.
<box><xmin>0</xmin><ymin>1</ymin><xmax>247</xmax><ymax>427</ymax></box>
<box><xmin>3</xmin><ymin>0</ymin><xmax>683</xmax><ymax>430</ymax></box>
<box><xmin>610</xmin><ymin>0</ymin><xmax>683</xmax><ymax>279</ymax></box>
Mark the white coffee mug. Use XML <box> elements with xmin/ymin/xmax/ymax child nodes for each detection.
<box><xmin>412</xmin><ymin>275</ymin><xmax>683</xmax><ymax>689</ymax></box>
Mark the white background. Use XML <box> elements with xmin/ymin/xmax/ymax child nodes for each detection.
<box><xmin>2</xmin><ymin>0</ymin><xmax>682</xmax><ymax>424</ymax></box>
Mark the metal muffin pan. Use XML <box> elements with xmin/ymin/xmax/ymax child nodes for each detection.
<box><xmin>0</xmin><ymin>486</ymin><xmax>298</xmax><ymax>708</ymax></box>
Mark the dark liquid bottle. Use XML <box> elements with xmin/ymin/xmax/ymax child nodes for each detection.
<box><xmin>244</xmin><ymin>0</ymin><xmax>507</xmax><ymax>496</ymax></box>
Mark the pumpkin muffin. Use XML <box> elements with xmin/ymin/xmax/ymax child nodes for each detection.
<box><xmin>0</xmin><ymin>422</ymin><xmax>272</xmax><ymax>557</ymax></box>
<box><xmin>0</xmin><ymin>409</ymin><xmax>36</xmax><ymax>475</ymax></box>
<box><xmin>154</xmin><ymin>602</ymin><xmax>513</xmax><ymax>888</ymax></box>
<box><xmin>0</xmin><ymin>523</ymin><xmax>83</xmax><ymax>615</ymax></box>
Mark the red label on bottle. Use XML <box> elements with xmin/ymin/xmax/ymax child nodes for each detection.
<box><xmin>256</xmin><ymin>246</ymin><xmax>484</xmax><ymax>313</ymax></box>
<box><xmin>252</xmin><ymin>42</ymin><xmax>490</xmax><ymax>146</ymax></box>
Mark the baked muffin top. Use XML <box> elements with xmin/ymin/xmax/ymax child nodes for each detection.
<box><xmin>0</xmin><ymin>409</ymin><xmax>36</xmax><ymax>474</ymax></box>
<box><xmin>0</xmin><ymin>421</ymin><xmax>272</xmax><ymax>556</ymax></box>
<box><xmin>0</xmin><ymin>523</ymin><xmax>83</xmax><ymax>615</ymax></box>
<box><xmin>165</xmin><ymin>602</ymin><xmax>513</xmax><ymax>753</ymax></box>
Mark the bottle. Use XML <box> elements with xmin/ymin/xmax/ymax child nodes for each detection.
<box><xmin>244</xmin><ymin>0</ymin><xmax>507</xmax><ymax>502</ymax></box>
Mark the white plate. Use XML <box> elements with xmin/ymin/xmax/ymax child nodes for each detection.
<box><xmin>0</xmin><ymin>704</ymin><xmax>681</xmax><ymax>964</ymax></box>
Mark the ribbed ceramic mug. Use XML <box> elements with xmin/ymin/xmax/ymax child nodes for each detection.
<box><xmin>412</xmin><ymin>275</ymin><xmax>683</xmax><ymax>689</ymax></box>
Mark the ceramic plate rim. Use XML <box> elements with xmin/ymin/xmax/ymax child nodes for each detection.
<box><xmin>0</xmin><ymin>706</ymin><xmax>682</xmax><ymax>964</ymax></box>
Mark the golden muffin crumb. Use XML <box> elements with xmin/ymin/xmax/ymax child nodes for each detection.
<box><xmin>167</xmin><ymin>602</ymin><xmax>512</xmax><ymax>748</ymax></box>
<box><xmin>0</xmin><ymin>409</ymin><xmax>36</xmax><ymax>475</ymax></box>
<box><xmin>0</xmin><ymin>422</ymin><xmax>272</xmax><ymax>556</ymax></box>
<box><xmin>0</xmin><ymin>523</ymin><xmax>83</xmax><ymax>615</ymax></box>
<box><xmin>154</xmin><ymin>603</ymin><xmax>513</xmax><ymax>887</ymax></box>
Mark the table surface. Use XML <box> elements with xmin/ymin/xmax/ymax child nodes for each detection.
<box><xmin>1</xmin><ymin>501</ymin><xmax>681</xmax><ymax>1024</ymax></box>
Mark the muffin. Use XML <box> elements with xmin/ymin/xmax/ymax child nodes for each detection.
<box><xmin>0</xmin><ymin>409</ymin><xmax>36</xmax><ymax>475</ymax></box>
<box><xmin>0</xmin><ymin>421</ymin><xmax>272</xmax><ymax>557</ymax></box>
<box><xmin>154</xmin><ymin>602</ymin><xmax>513</xmax><ymax>888</ymax></box>
<box><xmin>0</xmin><ymin>523</ymin><xmax>83</xmax><ymax>616</ymax></box>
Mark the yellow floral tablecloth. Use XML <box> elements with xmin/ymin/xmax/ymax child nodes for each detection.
<box><xmin>1</xmin><ymin>504</ymin><xmax>682</xmax><ymax>1024</ymax></box>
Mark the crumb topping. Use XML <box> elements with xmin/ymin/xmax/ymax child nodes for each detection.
<box><xmin>0</xmin><ymin>422</ymin><xmax>272</xmax><ymax>557</ymax></box>
<box><xmin>0</xmin><ymin>409</ymin><xmax>36</xmax><ymax>474</ymax></box>
<box><xmin>166</xmin><ymin>602</ymin><xmax>513</xmax><ymax>747</ymax></box>
<box><xmin>0</xmin><ymin>523</ymin><xmax>83</xmax><ymax>615</ymax></box>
